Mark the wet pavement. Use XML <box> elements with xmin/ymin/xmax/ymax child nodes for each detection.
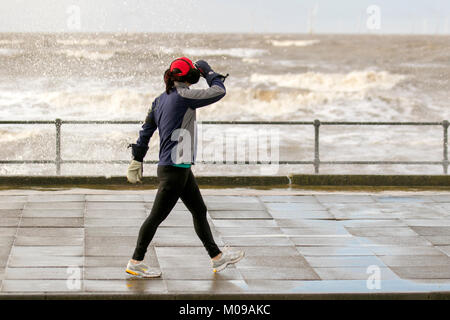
<box><xmin>1</xmin><ymin>188</ymin><xmax>450</xmax><ymax>299</ymax></box>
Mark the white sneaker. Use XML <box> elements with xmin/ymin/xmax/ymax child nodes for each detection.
<box><xmin>212</xmin><ymin>245</ymin><xmax>245</xmax><ymax>273</ymax></box>
<box><xmin>126</xmin><ymin>260</ymin><xmax>162</xmax><ymax>278</ymax></box>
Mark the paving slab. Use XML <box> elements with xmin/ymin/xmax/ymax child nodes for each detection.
<box><xmin>315</xmin><ymin>195</ymin><xmax>376</xmax><ymax>203</ymax></box>
<box><xmin>165</xmin><ymin>280</ymin><xmax>249</xmax><ymax>293</ymax></box>
<box><xmin>342</xmin><ymin>219</ymin><xmax>408</xmax><ymax>228</ymax></box>
<box><xmin>27</xmin><ymin>194</ymin><xmax>85</xmax><ymax>202</ymax></box>
<box><xmin>297</xmin><ymin>246</ymin><xmax>375</xmax><ymax>256</ymax></box>
<box><xmin>85</xmin><ymin>267</ymin><xmax>143</xmax><ymax>280</ymax></box>
<box><xmin>1</xmin><ymin>189</ymin><xmax>450</xmax><ymax>298</ymax></box>
<box><xmin>20</xmin><ymin>217</ymin><xmax>83</xmax><ymax>227</ymax></box>
<box><xmin>157</xmin><ymin>255</ymin><xmax>215</xmax><ymax>269</ymax></box>
<box><xmin>145</xmin><ymin>202</ymin><xmax>188</xmax><ymax>211</ymax></box>
<box><xmin>24</xmin><ymin>202</ymin><xmax>84</xmax><ymax>210</ymax></box>
<box><xmin>345</xmin><ymin>227</ymin><xmax>419</xmax><ymax>237</ymax></box>
<box><xmin>259</xmin><ymin>195</ymin><xmax>318</xmax><ymax>203</ymax></box>
<box><xmin>85</xmin><ymin>227</ymin><xmax>140</xmax><ymax>237</ymax></box>
<box><xmin>0</xmin><ymin>218</ymin><xmax>19</xmax><ymax>227</ymax></box>
<box><xmin>204</xmin><ymin>196</ymin><xmax>259</xmax><ymax>203</ymax></box>
<box><xmin>85</xmin><ymin>194</ymin><xmax>143</xmax><ymax>202</ymax></box>
<box><xmin>390</xmin><ymin>267</ymin><xmax>450</xmax><ymax>279</ymax></box>
<box><xmin>430</xmin><ymin>195</ymin><xmax>450</xmax><ymax>202</ymax></box>
<box><xmin>237</xmin><ymin>255</ymin><xmax>311</xmax><ymax>268</ymax></box>
<box><xmin>357</xmin><ymin>236</ymin><xmax>433</xmax><ymax>246</ymax></box>
<box><xmin>281</xmin><ymin>226</ymin><xmax>349</xmax><ymax>236</ymax></box>
<box><xmin>290</xmin><ymin>236</ymin><xmax>362</xmax><ymax>247</ymax></box>
<box><xmin>438</xmin><ymin>246</ymin><xmax>450</xmax><ymax>256</ymax></box>
<box><xmin>5</xmin><ymin>267</ymin><xmax>73</xmax><ymax>280</ymax></box>
<box><xmin>84</xmin><ymin>279</ymin><xmax>168</xmax><ymax>293</ymax></box>
<box><xmin>15</xmin><ymin>236</ymin><xmax>83</xmax><ymax>246</ymax></box>
<box><xmin>220</xmin><ymin>236</ymin><xmax>294</xmax><ymax>247</ymax></box>
<box><xmin>269</xmin><ymin>211</ymin><xmax>334</xmax><ymax>220</ymax></box>
<box><xmin>8</xmin><ymin>255</ymin><xmax>84</xmax><ymax>267</ymax></box>
<box><xmin>1</xmin><ymin>280</ymin><xmax>77</xmax><ymax>292</ymax></box>
<box><xmin>265</xmin><ymin>202</ymin><xmax>326</xmax><ymax>212</ymax></box>
<box><xmin>237</xmin><ymin>266</ymin><xmax>319</xmax><ymax>280</ymax></box>
<box><xmin>225</xmin><ymin>246</ymin><xmax>300</xmax><ymax>257</ymax></box>
<box><xmin>86</xmin><ymin>245</ymin><xmax>134</xmax><ymax>257</ymax></box>
<box><xmin>0</xmin><ymin>203</ymin><xmax>24</xmax><ymax>210</ymax></box>
<box><xmin>86</xmin><ymin>202</ymin><xmax>145</xmax><ymax>210</ymax></box>
<box><xmin>379</xmin><ymin>255</ymin><xmax>450</xmax><ymax>267</ymax></box>
<box><xmin>373</xmin><ymin>196</ymin><xmax>432</xmax><ymax>203</ymax></box>
<box><xmin>209</xmin><ymin>210</ymin><xmax>271</xmax><ymax>219</ymax></box>
<box><xmin>22</xmin><ymin>209</ymin><xmax>84</xmax><ymax>217</ymax></box>
<box><xmin>423</xmin><ymin>236</ymin><xmax>450</xmax><ymax>246</ymax></box>
<box><xmin>0</xmin><ymin>237</ymin><xmax>14</xmax><ymax>249</ymax></box>
<box><xmin>411</xmin><ymin>226</ymin><xmax>450</xmax><ymax>236</ymax></box>
<box><xmin>211</xmin><ymin>219</ymin><xmax>277</xmax><ymax>228</ymax></box>
<box><xmin>206</xmin><ymin>202</ymin><xmax>265</xmax><ymax>211</ymax></box>
<box><xmin>0</xmin><ymin>228</ymin><xmax>18</xmax><ymax>237</ymax></box>
<box><xmin>314</xmin><ymin>267</ymin><xmax>399</xmax><ymax>280</ymax></box>
<box><xmin>10</xmin><ymin>246</ymin><xmax>83</xmax><ymax>257</ymax></box>
<box><xmin>305</xmin><ymin>256</ymin><xmax>387</xmax><ymax>268</ymax></box>
<box><xmin>0</xmin><ymin>195</ymin><xmax>27</xmax><ymax>202</ymax></box>
<box><xmin>215</xmin><ymin>227</ymin><xmax>283</xmax><ymax>236</ymax></box>
<box><xmin>85</xmin><ymin>218</ymin><xmax>143</xmax><ymax>227</ymax></box>
<box><xmin>404</xmin><ymin>219</ymin><xmax>450</xmax><ymax>227</ymax></box>
<box><xmin>17</xmin><ymin>228</ymin><xmax>84</xmax><ymax>238</ymax></box>
<box><xmin>0</xmin><ymin>209</ymin><xmax>21</xmax><ymax>218</ymax></box>
<box><xmin>85</xmin><ymin>209</ymin><xmax>146</xmax><ymax>218</ymax></box>
<box><xmin>274</xmin><ymin>219</ymin><xmax>344</xmax><ymax>228</ymax></box>
<box><xmin>159</xmin><ymin>267</ymin><xmax>243</xmax><ymax>280</ymax></box>
<box><xmin>85</xmin><ymin>256</ymin><xmax>159</xmax><ymax>268</ymax></box>
<box><xmin>369</xmin><ymin>246</ymin><xmax>445</xmax><ymax>256</ymax></box>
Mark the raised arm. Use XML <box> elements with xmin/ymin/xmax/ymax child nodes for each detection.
<box><xmin>177</xmin><ymin>60</ymin><xmax>227</xmax><ymax>109</ymax></box>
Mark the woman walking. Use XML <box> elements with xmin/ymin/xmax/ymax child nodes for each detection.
<box><xmin>126</xmin><ymin>57</ymin><xmax>244</xmax><ymax>278</ymax></box>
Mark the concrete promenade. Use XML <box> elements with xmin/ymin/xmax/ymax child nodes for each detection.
<box><xmin>1</xmin><ymin>187</ymin><xmax>450</xmax><ymax>299</ymax></box>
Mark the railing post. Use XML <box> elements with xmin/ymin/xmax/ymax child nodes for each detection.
<box><xmin>314</xmin><ymin>119</ymin><xmax>321</xmax><ymax>174</ymax></box>
<box><xmin>443</xmin><ymin>120</ymin><xmax>449</xmax><ymax>175</ymax></box>
<box><xmin>55</xmin><ymin>118</ymin><xmax>62</xmax><ymax>175</ymax></box>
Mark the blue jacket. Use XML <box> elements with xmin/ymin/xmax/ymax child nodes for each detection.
<box><xmin>135</xmin><ymin>77</ymin><xmax>226</xmax><ymax>166</ymax></box>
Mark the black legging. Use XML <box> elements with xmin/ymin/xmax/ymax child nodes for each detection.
<box><xmin>132</xmin><ymin>165</ymin><xmax>222</xmax><ymax>261</ymax></box>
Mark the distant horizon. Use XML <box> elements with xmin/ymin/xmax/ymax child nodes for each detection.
<box><xmin>1</xmin><ymin>0</ymin><xmax>449</xmax><ymax>35</ymax></box>
<box><xmin>1</xmin><ymin>31</ymin><xmax>450</xmax><ymax>36</ymax></box>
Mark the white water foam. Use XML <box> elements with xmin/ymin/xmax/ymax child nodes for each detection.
<box><xmin>56</xmin><ymin>39</ymin><xmax>124</xmax><ymax>46</ymax></box>
<box><xmin>250</xmin><ymin>71</ymin><xmax>406</xmax><ymax>92</ymax></box>
<box><xmin>268</xmin><ymin>39</ymin><xmax>320</xmax><ymax>47</ymax></box>
<box><xmin>0</xmin><ymin>40</ymin><xmax>24</xmax><ymax>45</ymax></box>
<box><xmin>56</xmin><ymin>49</ymin><xmax>116</xmax><ymax>61</ymax></box>
<box><xmin>0</xmin><ymin>48</ymin><xmax>23</xmax><ymax>56</ymax></box>
<box><xmin>183</xmin><ymin>47</ymin><xmax>267</xmax><ymax>58</ymax></box>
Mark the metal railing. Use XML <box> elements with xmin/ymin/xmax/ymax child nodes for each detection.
<box><xmin>0</xmin><ymin>119</ymin><xmax>448</xmax><ymax>175</ymax></box>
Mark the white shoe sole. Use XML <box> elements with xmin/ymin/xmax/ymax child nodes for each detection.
<box><xmin>126</xmin><ymin>269</ymin><xmax>161</xmax><ymax>278</ymax></box>
<box><xmin>213</xmin><ymin>251</ymin><xmax>245</xmax><ymax>273</ymax></box>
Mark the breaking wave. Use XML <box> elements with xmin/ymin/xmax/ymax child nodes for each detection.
<box><xmin>183</xmin><ymin>47</ymin><xmax>267</xmax><ymax>58</ymax></box>
<box><xmin>250</xmin><ymin>71</ymin><xmax>406</xmax><ymax>92</ymax></box>
<box><xmin>56</xmin><ymin>49</ymin><xmax>116</xmax><ymax>61</ymax></box>
<box><xmin>268</xmin><ymin>39</ymin><xmax>320</xmax><ymax>47</ymax></box>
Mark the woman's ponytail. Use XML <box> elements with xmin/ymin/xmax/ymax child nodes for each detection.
<box><xmin>164</xmin><ymin>69</ymin><xmax>175</xmax><ymax>94</ymax></box>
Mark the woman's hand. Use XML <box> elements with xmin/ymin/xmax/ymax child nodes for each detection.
<box><xmin>127</xmin><ymin>160</ymin><xmax>143</xmax><ymax>184</ymax></box>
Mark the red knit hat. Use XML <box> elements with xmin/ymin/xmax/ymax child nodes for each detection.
<box><xmin>170</xmin><ymin>57</ymin><xmax>195</xmax><ymax>76</ymax></box>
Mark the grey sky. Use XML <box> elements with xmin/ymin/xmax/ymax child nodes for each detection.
<box><xmin>0</xmin><ymin>0</ymin><xmax>449</xmax><ymax>34</ymax></box>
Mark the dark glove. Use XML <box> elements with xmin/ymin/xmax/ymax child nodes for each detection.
<box><xmin>127</xmin><ymin>143</ymin><xmax>148</xmax><ymax>162</ymax></box>
<box><xmin>194</xmin><ymin>60</ymin><xmax>229</xmax><ymax>86</ymax></box>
